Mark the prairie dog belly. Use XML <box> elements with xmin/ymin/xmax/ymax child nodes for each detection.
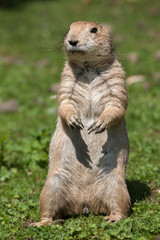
<box><xmin>57</xmin><ymin>117</ymin><xmax>128</xmax><ymax>171</ymax></box>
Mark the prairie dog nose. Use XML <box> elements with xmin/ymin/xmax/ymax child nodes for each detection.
<box><xmin>69</xmin><ymin>40</ymin><xmax>78</xmax><ymax>46</ymax></box>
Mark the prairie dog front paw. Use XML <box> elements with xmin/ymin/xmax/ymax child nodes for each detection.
<box><xmin>88</xmin><ymin>118</ymin><xmax>107</xmax><ymax>134</ymax></box>
<box><xmin>67</xmin><ymin>114</ymin><xmax>84</xmax><ymax>130</ymax></box>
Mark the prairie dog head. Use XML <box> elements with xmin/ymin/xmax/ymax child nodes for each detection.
<box><xmin>64</xmin><ymin>21</ymin><xmax>114</xmax><ymax>64</ymax></box>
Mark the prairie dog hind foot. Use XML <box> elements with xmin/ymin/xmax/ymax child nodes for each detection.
<box><xmin>30</xmin><ymin>218</ymin><xmax>52</xmax><ymax>227</ymax></box>
<box><xmin>104</xmin><ymin>214</ymin><xmax>125</xmax><ymax>223</ymax></box>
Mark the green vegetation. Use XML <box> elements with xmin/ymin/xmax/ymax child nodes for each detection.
<box><xmin>0</xmin><ymin>0</ymin><xmax>160</xmax><ymax>239</ymax></box>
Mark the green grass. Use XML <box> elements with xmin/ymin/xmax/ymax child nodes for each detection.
<box><xmin>0</xmin><ymin>0</ymin><xmax>160</xmax><ymax>239</ymax></box>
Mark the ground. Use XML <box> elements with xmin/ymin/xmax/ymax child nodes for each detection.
<box><xmin>0</xmin><ymin>0</ymin><xmax>160</xmax><ymax>239</ymax></box>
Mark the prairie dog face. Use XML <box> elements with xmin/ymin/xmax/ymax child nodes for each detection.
<box><xmin>64</xmin><ymin>21</ymin><xmax>113</xmax><ymax>63</ymax></box>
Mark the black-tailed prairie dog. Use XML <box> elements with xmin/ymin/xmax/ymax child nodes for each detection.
<box><xmin>32</xmin><ymin>21</ymin><xmax>130</xmax><ymax>227</ymax></box>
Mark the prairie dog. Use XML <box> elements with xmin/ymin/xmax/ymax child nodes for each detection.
<box><xmin>32</xmin><ymin>21</ymin><xmax>130</xmax><ymax>227</ymax></box>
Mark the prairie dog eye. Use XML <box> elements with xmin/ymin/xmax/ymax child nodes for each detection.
<box><xmin>90</xmin><ymin>27</ymin><xmax>98</xmax><ymax>33</ymax></box>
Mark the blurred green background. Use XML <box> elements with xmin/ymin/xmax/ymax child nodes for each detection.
<box><xmin>0</xmin><ymin>0</ymin><xmax>160</xmax><ymax>239</ymax></box>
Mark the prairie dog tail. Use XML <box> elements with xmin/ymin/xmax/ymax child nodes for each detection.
<box><xmin>83</xmin><ymin>207</ymin><xmax>89</xmax><ymax>215</ymax></box>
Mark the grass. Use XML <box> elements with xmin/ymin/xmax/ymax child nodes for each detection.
<box><xmin>0</xmin><ymin>0</ymin><xmax>160</xmax><ymax>239</ymax></box>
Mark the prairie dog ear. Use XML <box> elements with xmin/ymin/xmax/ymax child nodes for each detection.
<box><xmin>101</xmin><ymin>23</ymin><xmax>113</xmax><ymax>35</ymax></box>
<box><xmin>101</xmin><ymin>23</ymin><xmax>115</xmax><ymax>53</ymax></box>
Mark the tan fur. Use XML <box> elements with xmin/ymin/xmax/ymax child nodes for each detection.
<box><xmin>31</xmin><ymin>21</ymin><xmax>130</xmax><ymax>227</ymax></box>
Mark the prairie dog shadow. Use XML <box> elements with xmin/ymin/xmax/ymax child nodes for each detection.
<box><xmin>127</xmin><ymin>180</ymin><xmax>151</xmax><ymax>207</ymax></box>
<box><xmin>65</xmin><ymin>127</ymin><xmax>92</xmax><ymax>169</ymax></box>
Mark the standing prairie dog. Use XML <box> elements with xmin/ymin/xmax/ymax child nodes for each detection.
<box><xmin>32</xmin><ymin>21</ymin><xmax>130</xmax><ymax>227</ymax></box>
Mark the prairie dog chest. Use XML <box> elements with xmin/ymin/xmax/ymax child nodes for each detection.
<box><xmin>73</xmin><ymin>67</ymin><xmax>106</xmax><ymax>119</ymax></box>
